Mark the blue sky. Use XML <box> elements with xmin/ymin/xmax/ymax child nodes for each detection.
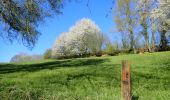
<box><xmin>0</xmin><ymin>0</ymin><xmax>119</xmax><ymax>62</ymax></box>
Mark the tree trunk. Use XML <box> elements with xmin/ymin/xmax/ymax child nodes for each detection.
<box><xmin>160</xmin><ymin>30</ymin><xmax>168</xmax><ymax>51</ymax></box>
<box><xmin>129</xmin><ymin>30</ymin><xmax>135</xmax><ymax>53</ymax></box>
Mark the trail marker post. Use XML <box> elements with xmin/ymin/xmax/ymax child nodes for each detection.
<box><xmin>121</xmin><ymin>60</ymin><xmax>131</xmax><ymax>100</ymax></box>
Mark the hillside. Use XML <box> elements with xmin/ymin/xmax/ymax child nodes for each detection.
<box><xmin>0</xmin><ymin>51</ymin><xmax>170</xmax><ymax>100</ymax></box>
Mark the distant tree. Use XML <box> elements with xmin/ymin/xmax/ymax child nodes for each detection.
<box><xmin>150</xmin><ymin>0</ymin><xmax>170</xmax><ymax>50</ymax></box>
<box><xmin>140</xmin><ymin>12</ymin><xmax>150</xmax><ymax>51</ymax></box>
<box><xmin>105</xmin><ymin>42</ymin><xmax>114</xmax><ymax>55</ymax></box>
<box><xmin>52</xmin><ymin>18</ymin><xmax>104</xmax><ymax>58</ymax></box>
<box><xmin>150</xmin><ymin>22</ymin><xmax>157</xmax><ymax>52</ymax></box>
<box><xmin>10</xmin><ymin>53</ymin><xmax>31</xmax><ymax>62</ymax></box>
<box><xmin>114</xmin><ymin>0</ymin><xmax>137</xmax><ymax>52</ymax></box>
<box><xmin>31</xmin><ymin>54</ymin><xmax>43</xmax><ymax>60</ymax></box>
<box><xmin>104</xmin><ymin>39</ymin><xmax>120</xmax><ymax>56</ymax></box>
<box><xmin>44</xmin><ymin>49</ymin><xmax>52</xmax><ymax>59</ymax></box>
<box><xmin>0</xmin><ymin>0</ymin><xmax>66</xmax><ymax>48</ymax></box>
<box><xmin>121</xmin><ymin>33</ymin><xmax>131</xmax><ymax>50</ymax></box>
<box><xmin>10</xmin><ymin>53</ymin><xmax>43</xmax><ymax>62</ymax></box>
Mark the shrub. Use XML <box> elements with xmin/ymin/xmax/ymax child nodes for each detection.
<box><xmin>44</xmin><ymin>49</ymin><xmax>52</xmax><ymax>59</ymax></box>
<box><xmin>95</xmin><ymin>52</ymin><xmax>102</xmax><ymax>57</ymax></box>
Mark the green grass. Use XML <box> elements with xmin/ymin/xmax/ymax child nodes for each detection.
<box><xmin>0</xmin><ymin>51</ymin><xmax>170</xmax><ymax>100</ymax></box>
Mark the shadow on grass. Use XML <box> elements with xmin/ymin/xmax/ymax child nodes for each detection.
<box><xmin>132</xmin><ymin>95</ymin><xmax>139</xmax><ymax>100</ymax></box>
<box><xmin>0</xmin><ymin>58</ymin><xmax>109</xmax><ymax>74</ymax></box>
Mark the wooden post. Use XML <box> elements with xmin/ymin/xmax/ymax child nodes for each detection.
<box><xmin>121</xmin><ymin>60</ymin><xmax>131</xmax><ymax>100</ymax></box>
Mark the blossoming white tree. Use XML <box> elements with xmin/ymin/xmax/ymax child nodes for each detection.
<box><xmin>150</xmin><ymin>0</ymin><xmax>170</xmax><ymax>29</ymax></box>
<box><xmin>137</xmin><ymin>0</ymin><xmax>170</xmax><ymax>50</ymax></box>
<box><xmin>52</xmin><ymin>18</ymin><xmax>104</xmax><ymax>58</ymax></box>
<box><xmin>137</xmin><ymin>0</ymin><xmax>170</xmax><ymax>26</ymax></box>
<box><xmin>150</xmin><ymin>0</ymin><xmax>170</xmax><ymax>49</ymax></box>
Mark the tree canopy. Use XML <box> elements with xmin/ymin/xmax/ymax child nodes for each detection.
<box><xmin>0</xmin><ymin>0</ymin><xmax>66</xmax><ymax>48</ymax></box>
<box><xmin>10</xmin><ymin>53</ymin><xmax>43</xmax><ymax>62</ymax></box>
<box><xmin>114</xmin><ymin>0</ymin><xmax>170</xmax><ymax>51</ymax></box>
<box><xmin>52</xmin><ymin>18</ymin><xmax>104</xmax><ymax>58</ymax></box>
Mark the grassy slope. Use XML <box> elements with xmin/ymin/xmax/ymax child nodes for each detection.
<box><xmin>0</xmin><ymin>51</ymin><xmax>170</xmax><ymax>100</ymax></box>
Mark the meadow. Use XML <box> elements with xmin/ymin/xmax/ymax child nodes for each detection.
<box><xmin>0</xmin><ymin>51</ymin><xmax>170</xmax><ymax>100</ymax></box>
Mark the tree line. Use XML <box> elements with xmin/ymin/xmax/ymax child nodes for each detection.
<box><xmin>1</xmin><ymin>0</ymin><xmax>170</xmax><ymax>61</ymax></box>
<box><xmin>114</xmin><ymin>0</ymin><xmax>170</xmax><ymax>52</ymax></box>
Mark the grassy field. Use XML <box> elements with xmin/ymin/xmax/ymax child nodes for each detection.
<box><xmin>0</xmin><ymin>51</ymin><xmax>170</xmax><ymax>100</ymax></box>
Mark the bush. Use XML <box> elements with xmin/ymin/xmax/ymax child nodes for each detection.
<box><xmin>43</xmin><ymin>49</ymin><xmax>52</xmax><ymax>59</ymax></box>
<box><xmin>95</xmin><ymin>52</ymin><xmax>102</xmax><ymax>57</ymax></box>
<box><xmin>104</xmin><ymin>42</ymin><xmax>120</xmax><ymax>56</ymax></box>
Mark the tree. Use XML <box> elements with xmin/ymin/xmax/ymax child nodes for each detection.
<box><xmin>10</xmin><ymin>53</ymin><xmax>31</xmax><ymax>62</ymax></box>
<box><xmin>150</xmin><ymin>22</ymin><xmax>157</xmax><ymax>51</ymax></box>
<box><xmin>137</xmin><ymin>0</ymin><xmax>152</xmax><ymax>52</ymax></box>
<box><xmin>121</xmin><ymin>33</ymin><xmax>131</xmax><ymax>50</ymax></box>
<box><xmin>150</xmin><ymin>0</ymin><xmax>170</xmax><ymax>50</ymax></box>
<box><xmin>51</xmin><ymin>32</ymin><xmax>71</xmax><ymax>58</ymax></box>
<box><xmin>10</xmin><ymin>53</ymin><xmax>43</xmax><ymax>62</ymax></box>
<box><xmin>52</xmin><ymin>18</ymin><xmax>104</xmax><ymax>58</ymax></box>
<box><xmin>0</xmin><ymin>0</ymin><xmax>66</xmax><ymax>48</ymax></box>
<box><xmin>105</xmin><ymin>42</ymin><xmax>114</xmax><ymax>55</ymax></box>
<box><xmin>114</xmin><ymin>0</ymin><xmax>137</xmax><ymax>52</ymax></box>
<box><xmin>44</xmin><ymin>49</ymin><xmax>52</xmax><ymax>59</ymax></box>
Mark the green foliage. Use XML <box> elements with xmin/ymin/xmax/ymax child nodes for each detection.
<box><xmin>1</xmin><ymin>51</ymin><xmax>170</xmax><ymax>99</ymax></box>
<box><xmin>140</xmin><ymin>15</ymin><xmax>149</xmax><ymax>46</ymax></box>
<box><xmin>43</xmin><ymin>49</ymin><xmax>52</xmax><ymax>59</ymax></box>
<box><xmin>105</xmin><ymin>43</ymin><xmax>114</xmax><ymax>55</ymax></box>
<box><xmin>104</xmin><ymin>42</ymin><xmax>119</xmax><ymax>56</ymax></box>
<box><xmin>114</xmin><ymin>0</ymin><xmax>136</xmax><ymax>51</ymax></box>
<box><xmin>0</xmin><ymin>0</ymin><xmax>66</xmax><ymax>48</ymax></box>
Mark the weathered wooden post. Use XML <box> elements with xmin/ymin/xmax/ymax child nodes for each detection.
<box><xmin>121</xmin><ymin>60</ymin><xmax>131</xmax><ymax>100</ymax></box>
